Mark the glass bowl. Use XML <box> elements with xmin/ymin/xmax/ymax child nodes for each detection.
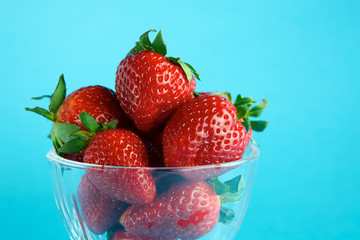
<box><xmin>47</xmin><ymin>145</ymin><xmax>259</xmax><ymax>240</ymax></box>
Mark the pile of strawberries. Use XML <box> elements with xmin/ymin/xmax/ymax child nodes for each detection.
<box><xmin>27</xmin><ymin>30</ymin><xmax>268</xmax><ymax>240</ymax></box>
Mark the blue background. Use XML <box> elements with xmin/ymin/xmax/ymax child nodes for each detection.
<box><xmin>1</xmin><ymin>0</ymin><xmax>359</xmax><ymax>239</ymax></box>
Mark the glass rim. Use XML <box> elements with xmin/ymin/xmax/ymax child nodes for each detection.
<box><xmin>47</xmin><ymin>145</ymin><xmax>259</xmax><ymax>171</ymax></box>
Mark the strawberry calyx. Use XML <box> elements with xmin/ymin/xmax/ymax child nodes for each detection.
<box><xmin>207</xmin><ymin>175</ymin><xmax>245</xmax><ymax>225</ymax></box>
<box><xmin>219</xmin><ymin>207</ymin><xmax>235</xmax><ymax>225</ymax></box>
<box><xmin>192</xmin><ymin>91</ymin><xmax>269</xmax><ymax>132</ymax></box>
<box><xmin>210</xmin><ymin>91</ymin><xmax>233</xmax><ymax>102</ymax></box>
<box><xmin>233</xmin><ymin>94</ymin><xmax>268</xmax><ymax>132</ymax></box>
<box><xmin>207</xmin><ymin>175</ymin><xmax>246</xmax><ymax>204</ymax></box>
<box><xmin>167</xmin><ymin>57</ymin><xmax>200</xmax><ymax>82</ymax></box>
<box><xmin>52</xmin><ymin>111</ymin><xmax>118</xmax><ymax>155</ymax></box>
<box><xmin>25</xmin><ymin>74</ymin><xmax>66</xmax><ymax>121</ymax></box>
<box><xmin>127</xmin><ymin>29</ymin><xmax>200</xmax><ymax>83</ymax></box>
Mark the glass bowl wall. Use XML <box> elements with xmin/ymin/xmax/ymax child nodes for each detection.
<box><xmin>47</xmin><ymin>145</ymin><xmax>259</xmax><ymax>240</ymax></box>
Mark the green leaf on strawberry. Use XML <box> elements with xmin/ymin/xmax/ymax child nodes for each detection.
<box><xmin>209</xmin><ymin>175</ymin><xmax>246</xmax><ymax>204</ymax></box>
<box><xmin>224</xmin><ymin>175</ymin><xmax>245</xmax><ymax>195</ymax></box>
<box><xmin>79</xmin><ymin>111</ymin><xmax>100</xmax><ymax>132</ymax></box>
<box><xmin>233</xmin><ymin>94</ymin><xmax>269</xmax><ymax>133</ymax></box>
<box><xmin>241</xmin><ymin>117</ymin><xmax>251</xmax><ymax>132</ymax></box>
<box><xmin>208</xmin><ymin>175</ymin><xmax>246</xmax><ymax>225</ymax></box>
<box><xmin>48</xmin><ymin>74</ymin><xmax>66</xmax><ymax>113</ymax></box>
<box><xmin>250</xmin><ymin>120</ymin><xmax>269</xmax><ymax>132</ymax></box>
<box><xmin>52</xmin><ymin>123</ymin><xmax>80</xmax><ymax>144</ymax></box>
<box><xmin>25</xmin><ymin>74</ymin><xmax>66</xmax><ymax>121</ymax></box>
<box><xmin>51</xmin><ymin>111</ymin><xmax>118</xmax><ymax>155</ymax></box>
<box><xmin>31</xmin><ymin>95</ymin><xmax>52</xmax><ymax>100</ymax></box>
<box><xmin>25</xmin><ymin>106</ymin><xmax>55</xmax><ymax>121</ymax></box>
<box><xmin>184</xmin><ymin>62</ymin><xmax>200</xmax><ymax>80</ymax></box>
<box><xmin>139</xmin><ymin>29</ymin><xmax>156</xmax><ymax>48</ymax></box>
<box><xmin>212</xmin><ymin>178</ymin><xmax>228</xmax><ymax>195</ymax></box>
<box><xmin>152</xmin><ymin>30</ymin><xmax>167</xmax><ymax>56</ymax></box>
<box><xmin>247</xmin><ymin>98</ymin><xmax>268</xmax><ymax>118</ymax></box>
<box><xmin>168</xmin><ymin>57</ymin><xmax>200</xmax><ymax>82</ymax></box>
<box><xmin>127</xmin><ymin>29</ymin><xmax>200</xmax><ymax>83</ymax></box>
<box><xmin>106</xmin><ymin>120</ymin><xmax>118</xmax><ymax>130</ymax></box>
<box><xmin>219</xmin><ymin>207</ymin><xmax>235</xmax><ymax>225</ymax></box>
<box><xmin>178</xmin><ymin>60</ymin><xmax>194</xmax><ymax>83</ymax></box>
<box><xmin>58</xmin><ymin>139</ymin><xmax>89</xmax><ymax>154</ymax></box>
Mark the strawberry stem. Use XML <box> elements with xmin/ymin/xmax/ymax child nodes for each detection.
<box><xmin>25</xmin><ymin>74</ymin><xmax>67</xmax><ymax>122</ymax></box>
<box><xmin>127</xmin><ymin>29</ymin><xmax>200</xmax><ymax>83</ymax></box>
<box><xmin>51</xmin><ymin>111</ymin><xmax>119</xmax><ymax>155</ymax></box>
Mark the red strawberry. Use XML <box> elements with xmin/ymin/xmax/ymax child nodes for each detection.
<box><xmin>56</xmin><ymin>85</ymin><xmax>130</xmax><ymax>130</ymax></box>
<box><xmin>112</xmin><ymin>230</ymin><xmax>175</xmax><ymax>240</ymax></box>
<box><xmin>83</xmin><ymin>129</ymin><xmax>156</xmax><ymax>205</ymax></box>
<box><xmin>120</xmin><ymin>181</ymin><xmax>220</xmax><ymax>239</ymax></box>
<box><xmin>115</xmin><ymin>30</ymin><xmax>198</xmax><ymax>134</ymax></box>
<box><xmin>162</xmin><ymin>94</ymin><xmax>268</xmax><ymax>180</ymax></box>
<box><xmin>162</xmin><ymin>95</ymin><xmax>248</xmax><ymax>168</ymax></box>
<box><xmin>200</xmin><ymin>92</ymin><xmax>256</xmax><ymax>148</ymax></box>
<box><xmin>77</xmin><ymin>174</ymin><xmax>128</xmax><ymax>235</ymax></box>
<box><xmin>63</xmin><ymin>150</ymin><xmax>84</xmax><ymax>162</ymax></box>
<box><xmin>26</xmin><ymin>74</ymin><xmax>131</xmax><ymax>161</ymax></box>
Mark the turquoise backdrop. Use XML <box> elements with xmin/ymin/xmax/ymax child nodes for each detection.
<box><xmin>1</xmin><ymin>0</ymin><xmax>359</xmax><ymax>239</ymax></box>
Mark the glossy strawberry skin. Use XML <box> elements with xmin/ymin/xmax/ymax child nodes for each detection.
<box><xmin>162</xmin><ymin>95</ymin><xmax>248</xmax><ymax>168</ymax></box>
<box><xmin>115</xmin><ymin>50</ymin><xmax>196</xmax><ymax>134</ymax></box>
<box><xmin>83</xmin><ymin>129</ymin><xmax>156</xmax><ymax>205</ymax></box>
<box><xmin>56</xmin><ymin>85</ymin><xmax>131</xmax><ymax>130</ymax></box>
<box><xmin>77</xmin><ymin>174</ymin><xmax>129</xmax><ymax>235</ymax></box>
<box><xmin>120</xmin><ymin>181</ymin><xmax>220</xmax><ymax>239</ymax></box>
<box><xmin>112</xmin><ymin>230</ymin><xmax>175</xmax><ymax>240</ymax></box>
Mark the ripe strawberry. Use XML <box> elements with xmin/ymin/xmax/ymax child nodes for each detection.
<box><xmin>77</xmin><ymin>174</ymin><xmax>129</xmax><ymax>235</ymax></box>
<box><xmin>163</xmin><ymin>95</ymin><xmax>247</xmax><ymax>167</ymax></box>
<box><xmin>163</xmin><ymin>94</ymin><xmax>268</xmax><ymax>167</ymax></box>
<box><xmin>83</xmin><ymin>129</ymin><xmax>156</xmax><ymax>205</ymax></box>
<box><xmin>111</xmin><ymin>230</ymin><xmax>175</xmax><ymax>240</ymax></box>
<box><xmin>26</xmin><ymin>74</ymin><xmax>131</xmax><ymax>161</ymax></box>
<box><xmin>56</xmin><ymin>86</ymin><xmax>130</xmax><ymax>130</ymax></box>
<box><xmin>63</xmin><ymin>150</ymin><xmax>84</xmax><ymax>162</ymax></box>
<box><xmin>115</xmin><ymin>30</ymin><xmax>198</xmax><ymax>134</ymax></box>
<box><xmin>162</xmin><ymin>94</ymin><xmax>268</xmax><ymax>180</ymax></box>
<box><xmin>120</xmin><ymin>181</ymin><xmax>220</xmax><ymax>239</ymax></box>
<box><xmin>199</xmin><ymin>92</ymin><xmax>258</xmax><ymax>148</ymax></box>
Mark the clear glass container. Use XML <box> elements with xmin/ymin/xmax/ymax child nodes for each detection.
<box><xmin>47</xmin><ymin>145</ymin><xmax>259</xmax><ymax>240</ymax></box>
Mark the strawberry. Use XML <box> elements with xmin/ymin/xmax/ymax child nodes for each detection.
<box><xmin>163</xmin><ymin>95</ymin><xmax>247</xmax><ymax>167</ymax></box>
<box><xmin>56</xmin><ymin>86</ymin><xmax>130</xmax><ymax>130</ymax></box>
<box><xmin>120</xmin><ymin>181</ymin><xmax>220</xmax><ymax>239</ymax></box>
<box><xmin>26</xmin><ymin>74</ymin><xmax>131</xmax><ymax>161</ymax></box>
<box><xmin>63</xmin><ymin>150</ymin><xmax>84</xmax><ymax>162</ymax></box>
<box><xmin>199</xmin><ymin>92</ymin><xmax>260</xmax><ymax>148</ymax></box>
<box><xmin>111</xmin><ymin>230</ymin><xmax>175</xmax><ymax>240</ymax></box>
<box><xmin>83</xmin><ymin>129</ymin><xmax>156</xmax><ymax>205</ymax></box>
<box><xmin>77</xmin><ymin>174</ymin><xmax>129</xmax><ymax>235</ymax></box>
<box><xmin>163</xmin><ymin>94</ymin><xmax>268</xmax><ymax>167</ymax></box>
<box><xmin>115</xmin><ymin>30</ymin><xmax>198</xmax><ymax>134</ymax></box>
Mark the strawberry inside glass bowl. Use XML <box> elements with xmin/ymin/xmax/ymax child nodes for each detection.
<box><xmin>47</xmin><ymin>145</ymin><xmax>259</xmax><ymax>240</ymax></box>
